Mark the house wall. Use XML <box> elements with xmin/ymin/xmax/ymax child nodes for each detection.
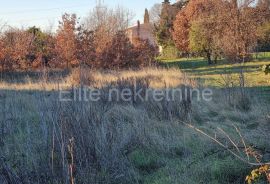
<box><xmin>126</xmin><ymin>24</ymin><xmax>157</xmax><ymax>47</ymax></box>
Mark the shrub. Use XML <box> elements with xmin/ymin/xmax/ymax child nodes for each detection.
<box><xmin>133</xmin><ymin>38</ymin><xmax>158</xmax><ymax>68</ymax></box>
<box><xmin>98</xmin><ymin>32</ymin><xmax>157</xmax><ymax>69</ymax></box>
<box><xmin>160</xmin><ymin>44</ymin><xmax>179</xmax><ymax>60</ymax></box>
<box><xmin>98</xmin><ymin>31</ymin><xmax>135</xmax><ymax>69</ymax></box>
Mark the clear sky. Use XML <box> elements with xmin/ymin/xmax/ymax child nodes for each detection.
<box><xmin>0</xmin><ymin>0</ymin><xmax>176</xmax><ymax>31</ymax></box>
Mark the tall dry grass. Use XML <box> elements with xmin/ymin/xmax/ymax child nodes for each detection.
<box><xmin>0</xmin><ymin>67</ymin><xmax>195</xmax><ymax>91</ymax></box>
<box><xmin>68</xmin><ymin>67</ymin><xmax>196</xmax><ymax>88</ymax></box>
<box><xmin>0</xmin><ymin>67</ymin><xmax>194</xmax><ymax>183</ymax></box>
<box><xmin>0</xmin><ymin>67</ymin><xmax>268</xmax><ymax>184</ymax></box>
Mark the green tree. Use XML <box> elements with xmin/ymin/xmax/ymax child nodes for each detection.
<box><xmin>28</xmin><ymin>26</ymin><xmax>47</xmax><ymax>53</ymax></box>
<box><xmin>189</xmin><ymin>20</ymin><xmax>220</xmax><ymax>64</ymax></box>
<box><xmin>257</xmin><ymin>22</ymin><xmax>270</xmax><ymax>52</ymax></box>
<box><xmin>27</xmin><ymin>26</ymin><xmax>53</xmax><ymax>67</ymax></box>
<box><xmin>144</xmin><ymin>9</ymin><xmax>150</xmax><ymax>24</ymax></box>
<box><xmin>155</xmin><ymin>0</ymin><xmax>175</xmax><ymax>47</ymax></box>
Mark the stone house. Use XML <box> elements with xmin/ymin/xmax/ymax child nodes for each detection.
<box><xmin>126</xmin><ymin>13</ymin><xmax>156</xmax><ymax>47</ymax></box>
<box><xmin>126</xmin><ymin>0</ymin><xmax>189</xmax><ymax>52</ymax></box>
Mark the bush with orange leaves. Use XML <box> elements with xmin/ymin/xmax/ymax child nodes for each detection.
<box><xmin>98</xmin><ymin>31</ymin><xmax>157</xmax><ymax>69</ymax></box>
<box><xmin>98</xmin><ymin>31</ymin><xmax>135</xmax><ymax>69</ymax></box>
<box><xmin>133</xmin><ymin>38</ymin><xmax>158</xmax><ymax>68</ymax></box>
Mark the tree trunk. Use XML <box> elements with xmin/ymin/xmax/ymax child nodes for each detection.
<box><xmin>206</xmin><ymin>51</ymin><xmax>213</xmax><ymax>65</ymax></box>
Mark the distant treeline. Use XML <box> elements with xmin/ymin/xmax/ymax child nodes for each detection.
<box><xmin>0</xmin><ymin>10</ymin><xmax>158</xmax><ymax>71</ymax></box>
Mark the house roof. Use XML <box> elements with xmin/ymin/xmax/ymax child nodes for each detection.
<box><xmin>127</xmin><ymin>23</ymin><xmax>152</xmax><ymax>31</ymax></box>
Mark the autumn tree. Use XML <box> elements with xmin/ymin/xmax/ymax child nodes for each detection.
<box><xmin>84</xmin><ymin>5</ymin><xmax>134</xmax><ymax>56</ymax></box>
<box><xmin>55</xmin><ymin>13</ymin><xmax>78</xmax><ymax>69</ymax></box>
<box><xmin>133</xmin><ymin>38</ymin><xmax>158</xmax><ymax>67</ymax></box>
<box><xmin>174</xmin><ymin>0</ymin><xmax>270</xmax><ymax>63</ymax></box>
<box><xmin>215</xmin><ymin>0</ymin><xmax>270</xmax><ymax>62</ymax></box>
<box><xmin>0</xmin><ymin>29</ymin><xmax>35</xmax><ymax>70</ymax></box>
<box><xmin>100</xmin><ymin>31</ymin><xmax>135</xmax><ymax>69</ymax></box>
<box><xmin>76</xmin><ymin>28</ymin><xmax>96</xmax><ymax>67</ymax></box>
<box><xmin>174</xmin><ymin>0</ymin><xmax>220</xmax><ymax>63</ymax></box>
<box><xmin>0</xmin><ymin>37</ymin><xmax>4</xmax><ymax>71</ymax></box>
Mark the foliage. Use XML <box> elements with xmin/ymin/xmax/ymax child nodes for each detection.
<box><xmin>245</xmin><ymin>165</ymin><xmax>270</xmax><ymax>184</ymax></box>
<box><xmin>160</xmin><ymin>44</ymin><xmax>179</xmax><ymax>59</ymax></box>
<box><xmin>173</xmin><ymin>0</ymin><xmax>270</xmax><ymax>63</ymax></box>
<box><xmin>76</xmin><ymin>28</ymin><xmax>96</xmax><ymax>67</ymax></box>
<box><xmin>189</xmin><ymin>20</ymin><xmax>220</xmax><ymax>64</ymax></box>
<box><xmin>0</xmin><ymin>29</ymin><xmax>34</xmax><ymax>70</ymax></box>
<box><xmin>99</xmin><ymin>32</ymin><xmax>157</xmax><ymax>69</ymax></box>
<box><xmin>133</xmin><ymin>38</ymin><xmax>158</xmax><ymax>67</ymax></box>
<box><xmin>216</xmin><ymin>1</ymin><xmax>269</xmax><ymax>62</ymax></box>
<box><xmin>0</xmin><ymin>6</ymin><xmax>155</xmax><ymax>71</ymax></box>
<box><xmin>27</xmin><ymin>26</ymin><xmax>55</xmax><ymax>68</ymax></box>
<box><xmin>257</xmin><ymin>22</ymin><xmax>270</xmax><ymax>52</ymax></box>
<box><xmin>99</xmin><ymin>31</ymin><xmax>135</xmax><ymax>69</ymax></box>
<box><xmin>173</xmin><ymin>0</ymin><xmax>222</xmax><ymax>64</ymax></box>
<box><xmin>84</xmin><ymin>4</ymin><xmax>134</xmax><ymax>55</ymax></box>
<box><xmin>55</xmin><ymin>13</ymin><xmax>78</xmax><ymax>68</ymax></box>
<box><xmin>155</xmin><ymin>0</ymin><xmax>179</xmax><ymax>48</ymax></box>
<box><xmin>27</xmin><ymin>26</ymin><xmax>48</xmax><ymax>54</ymax></box>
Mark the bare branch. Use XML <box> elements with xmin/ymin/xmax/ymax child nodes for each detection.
<box><xmin>181</xmin><ymin>121</ymin><xmax>270</xmax><ymax>166</ymax></box>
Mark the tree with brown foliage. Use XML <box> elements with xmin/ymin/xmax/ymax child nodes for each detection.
<box><xmin>215</xmin><ymin>0</ymin><xmax>270</xmax><ymax>62</ymax></box>
<box><xmin>133</xmin><ymin>38</ymin><xmax>158</xmax><ymax>67</ymax></box>
<box><xmin>0</xmin><ymin>38</ymin><xmax>5</xmax><ymax>71</ymax></box>
<box><xmin>173</xmin><ymin>0</ymin><xmax>219</xmax><ymax>51</ymax></box>
<box><xmin>76</xmin><ymin>28</ymin><xmax>96</xmax><ymax>67</ymax></box>
<box><xmin>55</xmin><ymin>13</ymin><xmax>78</xmax><ymax>69</ymax></box>
<box><xmin>97</xmin><ymin>31</ymin><xmax>157</xmax><ymax>69</ymax></box>
<box><xmin>173</xmin><ymin>0</ymin><xmax>270</xmax><ymax>63</ymax></box>
<box><xmin>0</xmin><ymin>29</ymin><xmax>34</xmax><ymax>70</ymax></box>
<box><xmin>100</xmin><ymin>31</ymin><xmax>135</xmax><ymax>69</ymax></box>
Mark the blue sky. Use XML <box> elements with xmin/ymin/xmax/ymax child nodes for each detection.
<box><xmin>0</xmin><ymin>0</ymin><xmax>173</xmax><ymax>31</ymax></box>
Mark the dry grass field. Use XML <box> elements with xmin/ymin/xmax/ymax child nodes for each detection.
<box><xmin>0</xmin><ymin>67</ymin><xmax>269</xmax><ymax>184</ymax></box>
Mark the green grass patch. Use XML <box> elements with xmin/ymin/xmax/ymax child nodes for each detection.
<box><xmin>160</xmin><ymin>54</ymin><xmax>270</xmax><ymax>87</ymax></box>
<box><xmin>129</xmin><ymin>149</ymin><xmax>165</xmax><ymax>174</ymax></box>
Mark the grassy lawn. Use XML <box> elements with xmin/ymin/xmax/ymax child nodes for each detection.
<box><xmin>160</xmin><ymin>55</ymin><xmax>270</xmax><ymax>88</ymax></box>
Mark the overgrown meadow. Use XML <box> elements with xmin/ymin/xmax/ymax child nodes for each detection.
<box><xmin>0</xmin><ymin>65</ymin><xmax>269</xmax><ymax>184</ymax></box>
<box><xmin>1</xmin><ymin>0</ymin><xmax>270</xmax><ymax>183</ymax></box>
